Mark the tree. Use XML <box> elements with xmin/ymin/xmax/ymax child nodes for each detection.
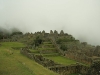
<box><xmin>60</xmin><ymin>44</ymin><xmax>67</xmax><ymax>51</ymax></box>
<box><xmin>34</xmin><ymin>36</ymin><xmax>43</xmax><ymax>47</ymax></box>
<box><xmin>11</xmin><ymin>32</ymin><xmax>23</xmax><ymax>36</ymax></box>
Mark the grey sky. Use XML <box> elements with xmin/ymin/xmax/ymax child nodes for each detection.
<box><xmin>0</xmin><ymin>0</ymin><xmax>100</xmax><ymax>45</ymax></box>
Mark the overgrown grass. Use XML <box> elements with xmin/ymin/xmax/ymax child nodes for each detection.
<box><xmin>0</xmin><ymin>42</ymin><xmax>59</xmax><ymax>75</ymax></box>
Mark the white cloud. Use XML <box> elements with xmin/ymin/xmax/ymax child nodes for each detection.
<box><xmin>0</xmin><ymin>0</ymin><xmax>100</xmax><ymax>45</ymax></box>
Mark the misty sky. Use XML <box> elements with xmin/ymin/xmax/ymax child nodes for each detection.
<box><xmin>0</xmin><ymin>0</ymin><xmax>100</xmax><ymax>46</ymax></box>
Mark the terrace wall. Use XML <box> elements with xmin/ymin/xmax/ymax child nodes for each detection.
<box><xmin>20</xmin><ymin>47</ymin><xmax>89</xmax><ymax>75</ymax></box>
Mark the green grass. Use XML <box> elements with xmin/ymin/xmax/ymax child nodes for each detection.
<box><xmin>38</xmin><ymin>48</ymin><xmax>56</xmax><ymax>50</ymax></box>
<box><xmin>44</xmin><ymin>44</ymin><xmax>54</xmax><ymax>46</ymax></box>
<box><xmin>1</xmin><ymin>42</ymin><xmax>25</xmax><ymax>48</ymax></box>
<box><xmin>45</xmin><ymin>56</ymin><xmax>77</xmax><ymax>65</ymax></box>
<box><xmin>43</xmin><ymin>44</ymin><xmax>54</xmax><ymax>47</ymax></box>
<box><xmin>0</xmin><ymin>42</ymin><xmax>59</xmax><ymax>75</ymax></box>
<box><xmin>42</xmin><ymin>53</ymin><xmax>59</xmax><ymax>56</ymax></box>
<box><xmin>69</xmin><ymin>73</ymin><xmax>79</xmax><ymax>75</ymax></box>
<box><xmin>29</xmin><ymin>49</ymin><xmax>39</xmax><ymax>53</ymax></box>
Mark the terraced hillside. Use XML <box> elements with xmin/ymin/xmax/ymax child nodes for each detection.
<box><xmin>26</xmin><ymin>38</ymin><xmax>88</xmax><ymax>75</ymax></box>
<box><xmin>0</xmin><ymin>42</ymin><xmax>59</xmax><ymax>75</ymax></box>
<box><xmin>1</xmin><ymin>30</ymin><xmax>100</xmax><ymax>75</ymax></box>
<box><xmin>30</xmin><ymin>39</ymin><xmax>77</xmax><ymax>66</ymax></box>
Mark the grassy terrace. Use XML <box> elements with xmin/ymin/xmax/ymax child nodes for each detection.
<box><xmin>0</xmin><ymin>42</ymin><xmax>59</xmax><ymax>75</ymax></box>
<box><xmin>45</xmin><ymin>56</ymin><xmax>77</xmax><ymax>65</ymax></box>
<box><xmin>38</xmin><ymin>48</ymin><xmax>56</xmax><ymax>50</ymax></box>
<box><xmin>30</xmin><ymin>41</ymin><xmax>78</xmax><ymax>66</ymax></box>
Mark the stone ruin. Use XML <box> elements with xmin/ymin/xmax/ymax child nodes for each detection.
<box><xmin>50</xmin><ymin>30</ymin><xmax>53</xmax><ymax>34</ymax></box>
<box><xmin>60</xmin><ymin>30</ymin><xmax>64</xmax><ymax>36</ymax></box>
<box><xmin>20</xmin><ymin>47</ymin><xmax>89</xmax><ymax>75</ymax></box>
<box><xmin>87</xmin><ymin>60</ymin><xmax>100</xmax><ymax>75</ymax></box>
<box><xmin>24</xmin><ymin>30</ymin><xmax>100</xmax><ymax>66</ymax></box>
<box><xmin>66</xmin><ymin>51</ymin><xmax>93</xmax><ymax>64</ymax></box>
<box><xmin>93</xmin><ymin>46</ymin><xmax>100</xmax><ymax>56</ymax></box>
<box><xmin>42</xmin><ymin>30</ymin><xmax>45</xmax><ymax>36</ymax></box>
<box><xmin>54</xmin><ymin>30</ymin><xmax>58</xmax><ymax>34</ymax></box>
<box><xmin>2</xmin><ymin>29</ymin><xmax>100</xmax><ymax>75</ymax></box>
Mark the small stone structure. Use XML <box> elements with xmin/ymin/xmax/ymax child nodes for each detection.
<box><xmin>60</xmin><ymin>30</ymin><xmax>64</xmax><ymax>36</ymax></box>
<box><xmin>50</xmin><ymin>30</ymin><xmax>53</xmax><ymax>34</ymax></box>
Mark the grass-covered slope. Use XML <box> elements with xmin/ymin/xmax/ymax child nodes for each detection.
<box><xmin>0</xmin><ymin>42</ymin><xmax>59</xmax><ymax>75</ymax></box>
<box><xmin>45</xmin><ymin>56</ymin><xmax>77</xmax><ymax>65</ymax></box>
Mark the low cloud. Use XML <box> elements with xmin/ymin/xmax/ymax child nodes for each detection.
<box><xmin>0</xmin><ymin>0</ymin><xmax>100</xmax><ymax>45</ymax></box>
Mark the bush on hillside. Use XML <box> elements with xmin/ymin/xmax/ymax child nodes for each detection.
<box><xmin>60</xmin><ymin>44</ymin><xmax>67</xmax><ymax>51</ymax></box>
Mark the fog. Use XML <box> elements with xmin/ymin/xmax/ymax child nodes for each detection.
<box><xmin>0</xmin><ymin>0</ymin><xmax>100</xmax><ymax>45</ymax></box>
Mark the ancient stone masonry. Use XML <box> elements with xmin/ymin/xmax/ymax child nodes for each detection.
<box><xmin>86</xmin><ymin>60</ymin><xmax>100</xmax><ymax>75</ymax></box>
<box><xmin>20</xmin><ymin>47</ymin><xmax>89</xmax><ymax>75</ymax></box>
<box><xmin>20</xmin><ymin>48</ymin><xmax>58</xmax><ymax>66</ymax></box>
<box><xmin>54</xmin><ymin>30</ymin><xmax>58</xmax><ymax>37</ymax></box>
<box><xmin>49</xmin><ymin>64</ymin><xmax>89</xmax><ymax>75</ymax></box>
<box><xmin>66</xmin><ymin>51</ymin><xmax>93</xmax><ymax>64</ymax></box>
<box><xmin>93</xmin><ymin>46</ymin><xmax>100</xmax><ymax>56</ymax></box>
<box><xmin>50</xmin><ymin>30</ymin><xmax>53</xmax><ymax>34</ymax></box>
<box><xmin>42</xmin><ymin>30</ymin><xmax>45</xmax><ymax>36</ymax></box>
<box><xmin>39</xmin><ymin>49</ymin><xmax>57</xmax><ymax>54</ymax></box>
<box><xmin>54</xmin><ymin>30</ymin><xmax>58</xmax><ymax>34</ymax></box>
<box><xmin>49</xmin><ymin>30</ymin><xmax>56</xmax><ymax>37</ymax></box>
<box><xmin>3</xmin><ymin>30</ymin><xmax>100</xmax><ymax>75</ymax></box>
<box><xmin>60</xmin><ymin>30</ymin><xmax>64</xmax><ymax>36</ymax></box>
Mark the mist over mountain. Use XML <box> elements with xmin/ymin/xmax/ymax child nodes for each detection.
<box><xmin>0</xmin><ymin>0</ymin><xmax>100</xmax><ymax>46</ymax></box>
<box><xmin>0</xmin><ymin>26</ymin><xmax>21</xmax><ymax>34</ymax></box>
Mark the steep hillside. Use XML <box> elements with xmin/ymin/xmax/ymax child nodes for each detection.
<box><xmin>0</xmin><ymin>42</ymin><xmax>59</xmax><ymax>75</ymax></box>
<box><xmin>0</xmin><ymin>30</ymin><xmax>100</xmax><ymax>75</ymax></box>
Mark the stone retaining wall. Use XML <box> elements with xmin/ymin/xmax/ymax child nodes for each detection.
<box><xmin>66</xmin><ymin>52</ymin><xmax>93</xmax><ymax>64</ymax></box>
<box><xmin>20</xmin><ymin>47</ymin><xmax>89</xmax><ymax>75</ymax></box>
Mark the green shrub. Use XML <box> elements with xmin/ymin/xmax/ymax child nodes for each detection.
<box><xmin>60</xmin><ymin>44</ymin><xmax>67</xmax><ymax>51</ymax></box>
<box><xmin>56</xmin><ymin>38</ymin><xmax>75</xmax><ymax>44</ymax></box>
<box><xmin>34</xmin><ymin>36</ymin><xmax>43</xmax><ymax>47</ymax></box>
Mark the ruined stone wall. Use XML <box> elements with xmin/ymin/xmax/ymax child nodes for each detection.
<box><xmin>93</xmin><ymin>46</ymin><xmax>100</xmax><ymax>56</ymax></box>
<box><xmin>20</xmin><ymin>47</ymin><xmax>89</xmax><ymax>75</ymax></box>
<box><xmin>49</xmin><ymin>64</ymin><xmax>89</xmax><ymax>75</ymax></box>
<box><xmin>86</xmin><ymin>60</ymin><xmax>100</xmax><ymax>75</ymax></box>
<box><xmin>39</xmin><ymin>50</ymin><xmax>57</xmax><ymax>54</ymax></box>
<box><xmin>20</xmin><ymin>48</ymin><xmax>58</xmax><ymax>67</ymax></box>
<box><xmin>66</xmin><ymin>52</ymin><xmax>93</xmax><ymax>64</ymax></box>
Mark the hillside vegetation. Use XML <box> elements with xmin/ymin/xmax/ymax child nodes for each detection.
<box><xmin>0</xmin><ymin>42</ymin><xmax>59</xmax><ymax>75</ymax></box>
<box><xmin>0</xmin><ymin>30</ymin><xmax>100</xmax><ymax>75</ymax></box>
